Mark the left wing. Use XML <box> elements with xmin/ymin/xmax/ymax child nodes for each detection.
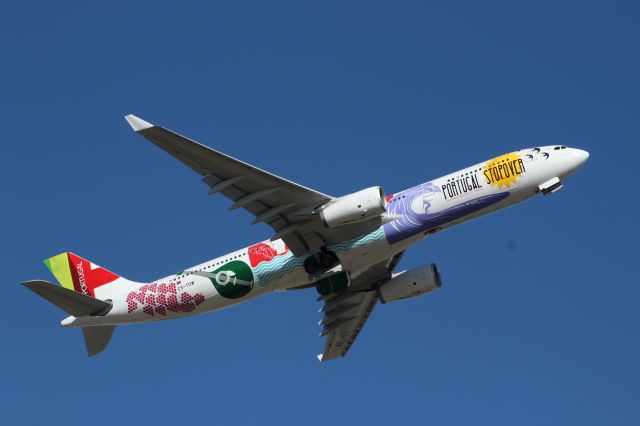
<box><xmin>317</xmin><ymin>252</ymin><xmax>404</xmax><ymax>361</ymax></box>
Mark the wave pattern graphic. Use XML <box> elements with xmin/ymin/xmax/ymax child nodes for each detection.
<box><xmin>328</xmin><ymin>227</ymin><xmax>385</xmax><ymax>253</ymax></box>
<box><xmin>253</xmin><ymin>228</ymin><xmax>385</xmax><ymax>287</ymax></box>
<box><xmin>253</xmin><ymin>251</ymin><xmax>304</xmax><ymax>287</ymax></box>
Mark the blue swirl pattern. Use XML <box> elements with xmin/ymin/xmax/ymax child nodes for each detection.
<box><xmin>383</xmin><ymin>182</ymin><xmax>510</xmax><ymax>244</ymax></box>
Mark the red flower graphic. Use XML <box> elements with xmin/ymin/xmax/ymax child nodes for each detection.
<box><xmin>126</xmin><ymin>283</ymin><xmax>205</xmax><ymax>316</ymax></box>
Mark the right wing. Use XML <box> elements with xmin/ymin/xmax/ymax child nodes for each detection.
<box><xmin>125</xmin><ymin>115</ymin><xmax>385</xmax><ymax>256</ymax></box>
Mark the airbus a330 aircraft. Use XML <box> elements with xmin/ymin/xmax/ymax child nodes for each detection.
<box><xmin>23</xmin><ymin>115</ymin><xmax>589</xmax><ymax>360</ymax></box>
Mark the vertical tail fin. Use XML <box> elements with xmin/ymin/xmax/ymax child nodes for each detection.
<box><xmin>43</xmin><ymin>252</ymin><xmax>120</xmax><ymax>297</ymax></box>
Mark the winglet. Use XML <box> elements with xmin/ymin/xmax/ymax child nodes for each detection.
<box><xmin>124</xmin><ymin>114</ymin><xmax>154</xmax><ymax>132</ymax></box>
<box><xmin>317</xmin><ymin>353</ymin><xmax>324</xmax><ymax>362</ymax></box>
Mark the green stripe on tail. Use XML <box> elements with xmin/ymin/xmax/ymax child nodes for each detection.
<box><xmin>44</xmin><ymin>253</ymin><xmax>74</xmax><ymax>290</ymax></box>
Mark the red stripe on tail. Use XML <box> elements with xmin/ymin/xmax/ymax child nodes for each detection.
<box><xmin>67</xmin><ymin>253</ymin><xmax>119</xmax><ymax>297</ymax></box>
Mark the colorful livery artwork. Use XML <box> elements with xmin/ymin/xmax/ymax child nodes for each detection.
<box><xmin>22</xmin><ymin>115</ymin><xmax>589</xmax><ymax>361</ymax></box>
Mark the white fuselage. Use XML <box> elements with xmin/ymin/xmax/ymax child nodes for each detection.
<box><xmin>63</xmin><ymin>146</ymin><xmax>588</xmax><ymax>328</ymax></box>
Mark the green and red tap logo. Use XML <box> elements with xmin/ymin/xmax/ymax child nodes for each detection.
<box><xmin>176</xmin><ymin>260</ymin><xmax>255</xmax><ymax>301</ymax></box>
<box><xmin>44</xmin><ymin>252</ymin><xmax>119</xmax><ymax>297</ymax></box>
<box><xmin>193</xmin><ymin>260</ymin><xmax>254</xmax><ymax>299</ymax></box>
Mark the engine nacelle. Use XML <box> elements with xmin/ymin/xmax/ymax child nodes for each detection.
<box><xmin>378</xmin><ymin>264</ymin><xmax>441</xmax><ymax>303</ymax></box>
<box><xmin>320</xmin><ymin>186</ymin><xmax>387</xmax><ymax>227</ymax></box>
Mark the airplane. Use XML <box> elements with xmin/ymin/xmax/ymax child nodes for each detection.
<box><xmin>22</xmin><ymin>115</ymin><xmax>589</xmax><ymax>360</ymax></box>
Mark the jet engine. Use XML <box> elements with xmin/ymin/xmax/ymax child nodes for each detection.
<box><xmin>320</xmin><ymin>186</ymin><xmax>388</xmax><ymax>227</ymax></box>
<box><xmin>378</xmin><ymin>264</ymin><xmax>441</xmax><ymax>303</ymax></box>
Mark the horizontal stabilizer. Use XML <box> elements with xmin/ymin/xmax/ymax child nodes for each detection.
<box><xmin>22</xmin><ymin>280</ymin><xmax>112</xmax><ymax>317</ymax></box>
<box><xmin>82</xmin><ymin>325</ymin><xmax>116</xmax><ymax>357</ymax></box>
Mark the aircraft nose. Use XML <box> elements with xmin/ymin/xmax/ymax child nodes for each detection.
<box><xmin>561</xmin><ymin>148</ymin><xmax>589</xmax><ymax>178</ymax></box>
<box><xmin>575</xmin><ymin>149</ymin><xmax>590</xmax><ymax>165</ymax></box>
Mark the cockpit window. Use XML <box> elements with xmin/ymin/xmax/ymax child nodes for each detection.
<box><xmin>554</xmin><ymin>146</ymin><xmax>561</xmax><ymax>150</ymax></box>
<box><xmin>561</xmin><ymin>146</ymin><xmax>567</xmax><ymax>149</ymax></box>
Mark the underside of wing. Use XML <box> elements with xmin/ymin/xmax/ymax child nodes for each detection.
<box><xmin>125</xmin><ymin>115</ymin><xmax>390</xmax><ymax>257</ymax></box>
<box><xmin>316</xmin><ymin>252</ymin><xmax>405</xmax><ymax>361</ymax></box>
<box><xmin>318</xmin><ymin>290</ymin><xmax>378</xmax><ymax>361</ymax></box>
<box><xmin>125</xmin><ymin>114</ymin><xmax>333</xmax><ymax>255</ymax></box>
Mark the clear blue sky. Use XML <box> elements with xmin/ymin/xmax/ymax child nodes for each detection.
<box><xmin>1</xmin><ymin>1</ymin><xmax>638</xmax><ymax>424</ymax></box>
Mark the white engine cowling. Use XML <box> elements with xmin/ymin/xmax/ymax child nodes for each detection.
<box><xmin>378</xmin><ymin>263</ymin><xmax>441</xmax><ymax>303</ymax></box>
<box><xmin>320</xmin><ymin>186</ymin><xmax>387</xmax><ymax>227</ymax></box>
